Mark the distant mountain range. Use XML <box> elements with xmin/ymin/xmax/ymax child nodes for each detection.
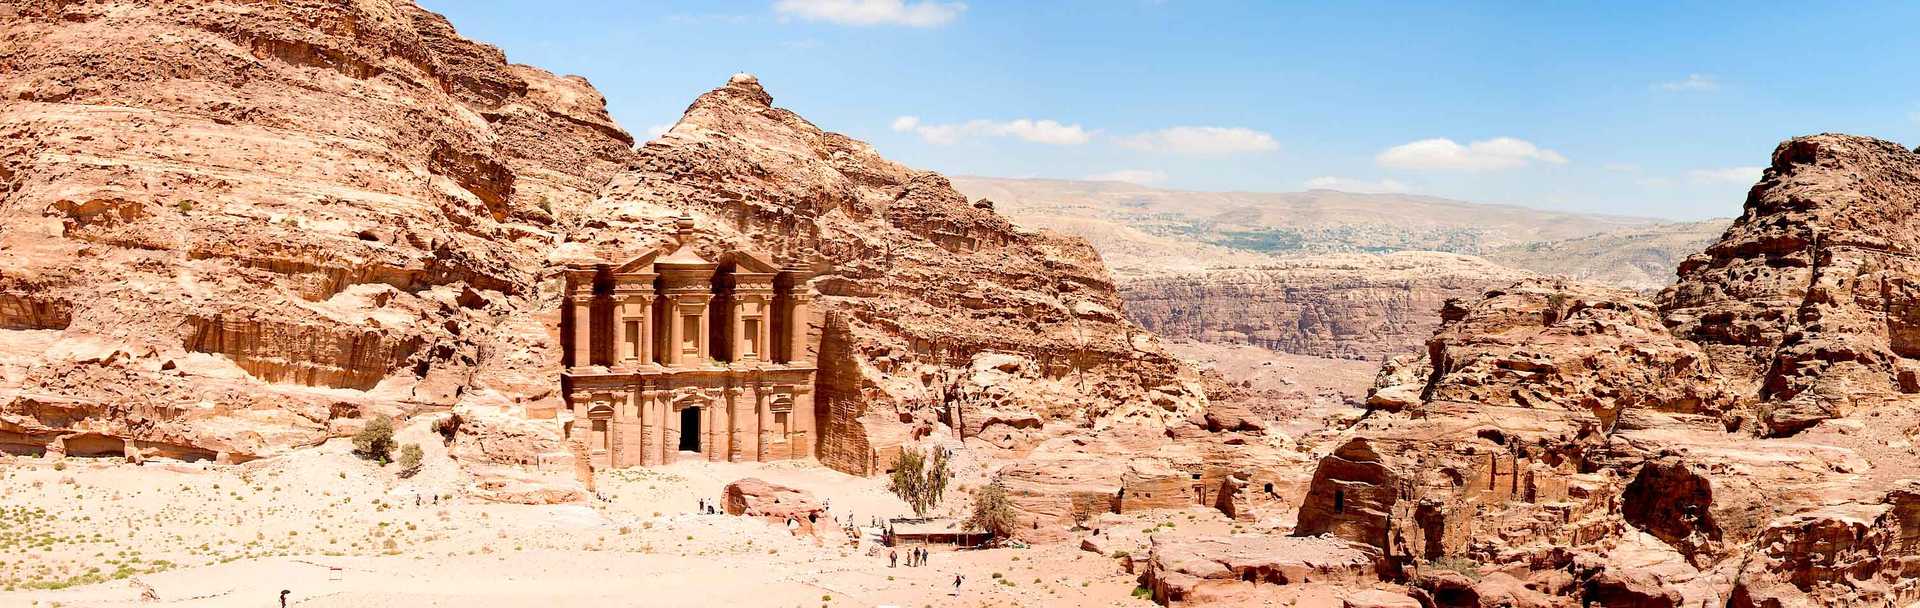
<box><xmin>953</xmin><ymin>176</ymin><xmax>1733</xmax><ymax>359</ymax></box>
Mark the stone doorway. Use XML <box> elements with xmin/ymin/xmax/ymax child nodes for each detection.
<box><xmin>679</xmin><ymin>407</ymin><xmax>702</xmax><ymax>453</ymax></box>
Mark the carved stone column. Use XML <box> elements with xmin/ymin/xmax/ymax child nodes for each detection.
<box><xmin>565</xmin><ymin>266</ymin><xmax>598</xmax><ymax>369</ymax></box>
<box><xmin>756</xmin><ymin>385</ymin><xmax>773</xmax><ymax>462</ymax></box>
<box><xmin>637</xmin><ymin>290</ymin><xmax>655</xmax><ymax>365</ymax></box>
<box><xmin>655</xmin><ymin>392</ymin><xmax>672</xmax><ymax>464</ymax></box>
<box><xmin>663</xmin><ymin>298</ymin><xmax>682</xmax><ymax>367</ymax></box>
<box><xmin>791</xmin><ymin>385</ymin><xmax>814</xmax><ymax>460</ymax></box>
<box><xmin>728</xmin><ymin>386</ymin><xmax>745</xmax><ymax>462</ymax></box>
<box><xmin>703</xmin><ymin>398</ymin><xmax>720</xmax><ymax>462</ymax></box>
<box><xmin>637</xmin><ymin>387</ymin><xmax>655</xmax><ymax>466</ymax></box>
<box><xmin>786</xmin><ymin>292</ymin><xmax>813</xmax><ymax>365</ymax></box>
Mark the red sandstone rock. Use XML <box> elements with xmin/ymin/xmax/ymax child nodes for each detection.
<box><xmin>0</xmin><ymin>0</ymin><xmax>631</xmax><ymax>461</ymax></box>
<box><xmin>1662</xmin><ymin>135</ymin><xmax>1920</xmax><ymax>436</ymax></box>
<box><xmin>1140</xmin><ymin>534</ymin><xmax>1381</xmax><ymax>606</ymax></box>
<box><xmin>722</xmin><ymin>478</ymin><xmax>825</xmax><ymax>535</ymax></box>
<box><xmin>1292</xmin><ymin>135</ymin><xmax>1920</xmax><ymax>608</ymax></box>
<box><xmin>1118</xmin><ymin>253</ymin><xmax>1527</xmax><ymax>361</ymax></box>
<box><xmin>0</xmin><ymin>0</ymin><xmax>1209</xmax><ymax>475</ymax></box>
<box><xmin>1342</xmin><ymin>589</ymin><xmax>1420</xmax><ymax>608</ymax></box>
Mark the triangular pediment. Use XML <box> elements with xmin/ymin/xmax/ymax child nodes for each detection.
<box><xmin>723</xmin><ymin>250</ymin><xmax>781</xmax><ymax>273</ymax></box>
<box><xmin>612</xmin><ymin>249</ymin><xmax>664</xmax><ymax>274</ymax></box>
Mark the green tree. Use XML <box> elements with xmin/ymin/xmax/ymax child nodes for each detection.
<box><xmin>964</xmin><ymin>481</ymin><xmax>1017</xmax><ymax>541</ymax></box>
<box><xmin>353</xmin><ymin>416</ymin><xmax>396</xmax><ymax>464</ymax></box>
<box><xmin>887</xmin><ymin>447</ymin><xmax>951</xmax><ymax>517</ymax></box>
<box><xmin>397</xmin><ymin>443</ymin><xmax>423</xmax><ymax>477</ymax></box>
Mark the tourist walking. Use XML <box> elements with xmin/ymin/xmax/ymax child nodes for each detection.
<box><xmin>889</xmin><ymin>549</ymin><xmax>898</xmax><ymax>568</ymax></box>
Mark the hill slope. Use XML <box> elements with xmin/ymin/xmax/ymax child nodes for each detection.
<box><xmin>0</xmin><ymin>0</ymin><xmax>1203</xmax><ymax>472</ymax></box>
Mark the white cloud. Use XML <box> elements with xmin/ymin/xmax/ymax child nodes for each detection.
<box><xmin>644</xmin><ymin>123</ymin><xmax>674</xmax><ymax>139</ymax></box>
<box><xmin>773</xmin><ymin>0</ymin><xmax>966</xmax><ymax>27</ymax></box>
<box><xmin>891</xmin><ymin>116</ymin><xmax>1091</xmax><ymax>146</ymax></box>
<box><xmin>1687</xmin><ymin>166</ymin><xmax>1763</xmax><ymax>184</ymax></box>
<box><xmin>1656</xmin><ymin>74</ymin><xmax>1720</xmax><ymax>92</ymax></box>
<box><xmin>1113</xmin><ymin>126</ymin><xmax>1278</xmax><ymax>155</ymax></box>
<box><xmin>1303</xmin><ymin>176</ymin><xmax>1409</xmax><ymax>194</ymax></box>
<box><xmin>1085</xmin><ymin>169</ymin><xmax>1168</xmax><ymax>185</ymax></box>
<box><xmin>1375</xmin><ymin>137</ymin><xmax>1567</xmax><ymax>171</ymax></box>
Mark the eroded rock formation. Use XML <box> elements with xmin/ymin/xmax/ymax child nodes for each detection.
<box><xmin>1121</xmin><ymin>253</ymin><xmax>1527</xmax><ymax>361</ymax></box>
<box><xmin>585</xmin><ymin>73</ymin><xmax>1206</xmax><ymax>475</ymax></box>
<box><xmin>0</xmin><ymin>0</ymin><xmax>634</xmax><ymax>459</ymax></box>
<box><xmin>1291</xmin><ymin>134</ymin><xmax>1920</xmax><ymax>608</ymax></box>
<box><xmin>723</xmin><ymin>477</ymin><xmax>826</xmax><ymax>535</ymax></box>
<box><xmin>0</xmin><ymin>1</ymin><xmax>1206</xmax><ymax>474</ymax></box>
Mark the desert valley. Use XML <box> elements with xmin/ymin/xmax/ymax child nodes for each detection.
<box><xmin>4</xmin><ymin>2</ymin><xmax>1920</xmax><ymax>607</ymax></box>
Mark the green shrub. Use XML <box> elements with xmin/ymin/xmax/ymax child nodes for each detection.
<box><xmin>397</xmin><ymin>443</ymin><xmax>423</xmax><ymax>476</ymax></box>
<box><xmin>964</xmin><ymin>481</ymin><xmax>1017</xmax><ymax>541</ymax></box>
<box><xmin>353</xmin><ymin>416</ymin><xmax>396</xmax><ymax>464</ymax></box>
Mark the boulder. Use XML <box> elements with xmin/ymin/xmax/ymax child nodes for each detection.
<box><xmin>467</xmin><ymin>473</ymin><xmax>585</xmax><ymax>505</ymax></box>
<box><xmin>723</xmin><ymin>478</ymin><xmax>826</xmax><ymax>535</ymax></box>
<box><xmin>1141</xmin><ymin>534</ymin><xmax>1382</xmax><ymax>605</ymax></box>
<box><xmin>1343</xmin><ymin>589</ymin><xmax>1421</xmax><ymax>608</ymax></box>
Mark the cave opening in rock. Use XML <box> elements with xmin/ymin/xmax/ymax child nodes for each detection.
<box><xmin>679</xmin><ymin>406</ymin><xmax>702</xmax><ymax>453</ymax></box>
<box><xmin>1621</xmin><ymin>460</ymin><xmax>1720</xmax><ymax>561</ymax></box>
<box><xmin>64</xmin><ymin>433</ymin><xmax>126</xmax><ymax>458</ymax></box>
<box><xmin>1334</xmin><ymin>489</ymin><xmax>1345</xmax><ymax>513</ymax></box>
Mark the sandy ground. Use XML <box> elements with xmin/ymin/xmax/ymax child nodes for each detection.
<box><xmin>0</xmin><ymin>437</ymin><xmax>1165</xmax><ymax>608</ymax></box>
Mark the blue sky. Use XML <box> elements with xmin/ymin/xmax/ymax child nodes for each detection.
<box><xmin>419</xmin><ymin>1</ymin><xmax>1920</xmax><ymax>220</ymax></box>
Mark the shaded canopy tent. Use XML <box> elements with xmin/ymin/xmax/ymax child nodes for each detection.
<box><xmin>884</xmin><ymin>517</ymin><xmax>993</xmax><ymax>548</ymax></box>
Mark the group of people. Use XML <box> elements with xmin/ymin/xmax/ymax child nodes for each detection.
<box><xmin>888</xmin><ymin>545</ymin><xmax>932</xmax><ymax>568</ymax></box>
<box><xmin>696</xmin><ymin>498</ymin><xmax>719</xmax><ymax>515</ymax></box>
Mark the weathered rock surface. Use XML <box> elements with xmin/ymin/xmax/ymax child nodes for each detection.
<box><xmin>1122</xmin><ymin>253</ymin><xmax>1528</xmax><ymax>361</ymax></box>
<box><xmin>1665</xmin><ymin>134</ymin><xmax>1920</xmax><ymax>436</ymax></box>
<box><xmin>1289</xmin><ymin>134</ymin><xmax>1920</xmax><ymax>608</ymax></box>
<box><xmin>1342</xmin><ymin>589</ymin><xmax>1421</xmax><ymax>608</ymax></box>
<box><xmin>0</xmin><ymin>0</ymin><xmax>630</xmax><ymax>460</ymax></box>
<box><xmin>722</xmin><ymin>477</ymin><xmax>826</xmax><ymax>534</ymax></box>
<box><xmin>1140</xmin><ymin>534</ymin><xmax>1381</xmax><ymax>605</ymax></box>
<box><xmin>589</xmin><ymin>74</ymin><xmax>1207</xmax><ymax>475</ymax></box>
<box><xmin>0</xmin><ymin>0</ymin><xmax>1207</xmax><ymax>472</ymax></box>
<box><xmin>467</xmin><ymin>471</ymin><xmax>586</xmax><ymax>505</ymax></box>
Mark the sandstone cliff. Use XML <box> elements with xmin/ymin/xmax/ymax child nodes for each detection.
<box><xmin>1121</xmin><ymin>253</ymin><xmax>1528</xmax><ymax>361</ymax></box>
<box><xmin>585</xmin><ymin>74</ymin><xmax>1206</xmax><ymax>475</ymax></box>
<box><xmin>1293</xmin><ymin>135</ymin><xmax>1920</xmax><ymax>607</ymax></box>
<box><xmin>0</xmin><ymin>0</ymin><xmax>632</xmax><ymax>460</ymax></box>
<box><xmin>0</xmin><ymin>0</ymin><xmax>1206</xmax><ymax>472</ymax></box>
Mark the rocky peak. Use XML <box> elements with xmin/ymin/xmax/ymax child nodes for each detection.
<box><xmin>1663</xmin><ymin>133</ymin><xmax>1920</xmax><ymax>434</ymax></box>
<box><xmin>1296</xmin><ymin>133</ymin><xmax>1920</xmax><ymax>607</ymax></box>
<box><xmin>593</xmin><ymin>74</ymin><xmax>1208</xmax><ymax>474</ymax></box>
